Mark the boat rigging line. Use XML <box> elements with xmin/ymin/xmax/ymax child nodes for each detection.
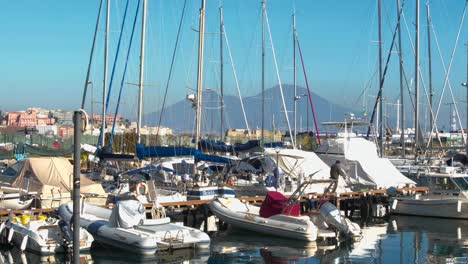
<box><xmin>81</xmin><ymin>0</ymin><xmax>103</xmax><ymax>110</ymax></box>
<box><xmin>366</xmin><ymin>0</ymin><xmax>406</xmax><ymax>146</ymax></box>
<box><xmin>156</xmin><ymin>0</ymin><xmax>188</xmax><ymax>139</ymax></box>
<box><xmin>109</xmin><ymin>0</ymin><xmax>142</xmax><ymax>149</ymax></box>
<box><xmin>264</xmin><ymin>8</ymin><xmax>296</xmax><ymax>148</ymax></box>
<box><xmin>425</xmin><ymin>1</ymin><xmax>468</xmax><ymax>151</ymax></box>
<box><xmin>295</xmin><ymin>33</ymin><xmax>321</xmax><ymax>145</ymax></box>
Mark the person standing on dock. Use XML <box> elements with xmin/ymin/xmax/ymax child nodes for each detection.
<box><xmin>327</xmin><ymin>160</ymin><xmax>348</xmax><ymax>193</ymax></box>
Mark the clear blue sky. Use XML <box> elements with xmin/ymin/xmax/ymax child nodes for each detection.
<box><xmin>0</xmin><ymin>0</ymin><xmax>467</xmax><ymax>127</ymax></box>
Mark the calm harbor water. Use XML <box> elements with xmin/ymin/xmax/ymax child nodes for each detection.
<box><xmin>1</xmin><ymin>215</ymin><xmax>468</xmax><ymax>263</ymax></box>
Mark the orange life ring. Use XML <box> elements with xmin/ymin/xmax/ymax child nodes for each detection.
<box><xmin>135</xmin><ymin>182</ymin><xmax>148</xmax><ymax>196</ymax></box>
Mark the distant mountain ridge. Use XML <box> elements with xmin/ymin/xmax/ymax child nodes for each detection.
<box><xmin>142</xmin><ymin>85</ymin><xmax>359</xmax><ymax>134</ymax></box>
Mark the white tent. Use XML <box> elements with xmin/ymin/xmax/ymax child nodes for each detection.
<box><xmin>316</xmin><ymin>137</ymin><xmax>415</xmax><ymax>188</ymax></box>
<box><xmin>264</xmin><ymin>148</ymin><xmax>349</xmax><ymax>193</ymax></box>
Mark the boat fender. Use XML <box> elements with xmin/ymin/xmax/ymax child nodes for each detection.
<box><xmin>457</xmin><ymin>200</ymin><xmax>462</xmax><ymax>213</ymax></box>
<box><xmin>391</xmin><ymin>199</ymin><xmax>398</xmax><ymax>210</ymax></box>
<box><xmin>20</xmin><ymin>235</ymin><xmax>28</xmax><ymax>251</ymax></box>
<box><xmin>7</xmin><ymin>228</ymin><xmax>14</xmax><ymax>243</ymax></box>
<box><xmin>135</xmin><ymin>182</ymin><xmax>148</xmax><ymax>196</ymax></box>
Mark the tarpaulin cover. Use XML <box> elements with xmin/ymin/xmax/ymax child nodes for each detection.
<box><xmin>136</xmin><ymin>144</ymin><xmax>195</xmax><ymax>159</ymax></box>
<box><xmin>259</xmin><ymin>191</ymin><xmax>299</xmax><ymax>218</ymax></box>
<box><xmin>10</xmin><ymin>157</ymin><xmax>105</xmax><ymax>196</ymax></box>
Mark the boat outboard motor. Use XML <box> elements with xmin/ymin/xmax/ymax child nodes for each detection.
<box><xmin>58</xmin><ymin>219</ymin><xmax>73</xmax><ymax>248</ymax></box>
<box><xmin>319</xmin><ymin>201</ymin><xmax>361</xmax><ymax>237</ymax></box>
<box><xmin>109</xmin><ymin>200</ymin><xmax>146</xmax><ymax>228</ymax></box>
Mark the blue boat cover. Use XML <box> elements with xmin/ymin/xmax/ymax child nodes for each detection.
<box><xmin>194</xmin><ymin>151</ymin><xmax>237</xmax><ymax>164</ymax></box>
<box><xmin>263</xmin><ymin>142</ymin><xmax>283</xmax><ymax>148</ymax></box>
<box><xmin>136</xmin><ymin>144</ymin><xmax>196</xmax><ymax>159</ymax></box>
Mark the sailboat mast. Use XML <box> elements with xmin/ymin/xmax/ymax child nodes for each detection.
<box><xmin>378</xmin><ymin>0</ymin><xmax>384</xmax><ymax>157</ymax></box>
<box><xmin>220</xmin><ymin>1</ymin><xmax>224</xmax><ymax>141</ymax></box>
<box><xmin>261</xmin><ymin>0</ymin><xmax>266</xmax><ymax>144</ymax></box>
<box><xmin>195</xmin><ymin>0</ymin><xmax>206</xmax><ymax>151</ymax></box>
<box><xmin>465</xmin><ymin>43</ymin><xmax>468</xmax><ymax>155</ymax></box>
<box><xmin>397</xmin><ymin>0</ymin><xmax>405</xmax><ymax>157</ymax></box>
<box><xmin>415</xmin><ymin>0</ymin><xmax>420</xmax><ymax>153</ymax></box>
<box><xmin>101</xmin><ymin>0</ymin><xmax>110</xmax><ymax>147</ymax></box>
<box><xmin>426</xmin><ymin>3</ymin><xmax>433</xmax><ymax>154</ymax></box>
<box><xmin>293</xmin><ymin>12</ymin><xmax>297</xmax><ymax>145</ymax></box>
<box><xmin>81</xmin><ymin>0</ymin><xmax>103</xmax><ymax>110</ymax></box>
<box><xmin>137</xmin><ymin>0</ymin><xmax>147</xmax><ymax>144</ymax></box>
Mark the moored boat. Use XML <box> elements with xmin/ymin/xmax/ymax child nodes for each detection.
<box><xmin>58</xmin><ymin>199</ymin><xmax>211</xmax><ymax>255</ymax></box>
<box><xmin>0</xmin><ymin>214</ymin><xmax>93</xmax><ymax>255</ymax></box>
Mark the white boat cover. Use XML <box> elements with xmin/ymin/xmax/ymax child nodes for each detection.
<box><xmin>109</xmin><ymin>200</ymin><xmax>146</xmax><ymax>228</ymax></box>
<box><xmin>264</xmin><ymin>148</ymin><xmax>349</xmax><ymax>193</ymax></box>
<box><xmin>6</xmin><ymin>157</ymin><xmax>105</xmax><ymax>196</ymax></box>
<box><xmin>316</xmin><ymin>137</ymin><xmax>415</xmax><ymax>188</ymax></box>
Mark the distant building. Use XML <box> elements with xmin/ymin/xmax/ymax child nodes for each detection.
<box><xmin>226</xmin><ymin>128</ymin><xmax>281</xmax><ymax>140</ymax></box>
<box><xmin>138</xmin><ymin>126</ymin><xmax>173</xmax><ymax>136</ymax></box>
<box><xmin>2</xmin><ymin>109</ymin><xmax>55</xmax><ymax>127</ymax></box>
<box><xmin>51</xmin><ymin>110</ymin><xmax>73</xmax><ymax>126</ymax></box>
<box><xmin>57</xmin><ymin>126</ymin><xmax>74</xmax><ymax>139</ymax></box>
<box><xmin>91</xmin><ymin>114</ymin><xmax>121</xmax><ymax>127</ymax></box>
<box><xmin>36</xmin><ymin>125</ymin><xmax>57</xmax><ymax>136</ymax></box>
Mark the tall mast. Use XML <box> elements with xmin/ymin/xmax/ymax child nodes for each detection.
<box><xmin>397</xmin><ymin>0</ymin><xmax>405</xmax><ymax>157</ymax></box>
<box><xmin>220</xmin><ymin>1</ymin><xmax>224</xmax><ymax>140</ymax></box>
<box><xmin>195</xmin><ymin>0</ymin><xmax>206</xmax><ymax>151</ymax></box>
<box><xmin>415</xmin><ymin>0</ymin><xmax>420</xmax><ymax>153</ymax></box>
<box><xmin>81</xmin><ymin>0</ymin><xmax>103</xmax><ymax>110</ymax></box>
<box><xmin>137</xmin><ymin>0</ymin><xmax>147</xmax><ymax>144</ymax></box>
<box><xmin>426</xmin><ymin>3</ymin><xmax>433</xmax><ymax>154</ymax></box>
<box><xmin>465</xmin><ymin>43</ymin><xmax>468</xmax><ymax>155</ymax></box>
<box><xmin>293</xmin><ymin>12</ymin><xmax>297</xmax><ymax>145</ymax></box>
<box><xmin>261</xmin><ymin>0</ymin><xmax>266</xmax><ymax>144</ymax></box>
<box><xmin>101</xmin><ymin>0</ymin><xmax>110</xmax><ymax>147</ymax></box>
<box><xmin>378</xmin><ymin>0</ymin><xmax>384</xmax><ymax>156</ymax></box>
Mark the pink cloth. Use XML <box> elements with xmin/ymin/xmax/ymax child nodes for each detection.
<box><xmin>259</xmin><ymin>191</ymin><xmax>300</xmax><ymax>218</ymax></box>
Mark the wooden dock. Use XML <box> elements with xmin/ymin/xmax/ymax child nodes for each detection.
<box><xmin>0</xmin><ymin>186</ymin><xmax>428</xmax><ymax>217</ymax></box>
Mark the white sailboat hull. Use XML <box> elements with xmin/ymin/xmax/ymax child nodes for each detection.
<box><xmin>391</xmin><ymin>197</ymin><xmax>468</xmax><ymax>219</ymax></box>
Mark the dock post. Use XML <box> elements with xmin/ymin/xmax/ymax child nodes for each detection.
<box><xmin>72</xmin><ymin>110</ymin><xmax>82</xmax><ymax>263</ymax></box>
<box><xmin>183</xmin><ymin>208</ymin><xmax>189</xmax><ymax>226</ymax></box>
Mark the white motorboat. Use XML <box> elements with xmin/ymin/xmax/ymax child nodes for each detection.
<box><xmin>0</xmin><ymin>187</ymin><xmax>34</xmax><ymax>210</ymax></box>
<box><xmin>0</xmin><ymin>214</ymin><xmax>93</xmax><ymax>255</ymax></box>
<box><xmin>211</xmin><ymin>178</ymin><xmax>361</xmax><ymax>242</ymax></box>
<box><xmin>391</xmin><ymin>170</ymin><xmax>468</xmax><ymax>218</ymax></box>
<box><xmin>187</xmin><ymin>185</ymin><xmax>235</xmax><ymax>200</ymax></box>
<box><xmin>58</xmin><ymin>200</ymin><xmax>210</xmax><ymax>255</ymax></box>
<box><xmin>210</xmin><ymin>196</ymin><xmax>319</xmax><ymax>241</ymax></box>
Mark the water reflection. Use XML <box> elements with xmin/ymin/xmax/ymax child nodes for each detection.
<box><xmin>2</xmin><ymin>217</ymin><xmax>468</xmax><ymax>263</ymax></box>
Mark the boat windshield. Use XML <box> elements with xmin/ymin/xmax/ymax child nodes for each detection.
<box><xmin>451</xmin><ymin>177</ymin><xmax>468</xmax><ymax>191</ymax></box>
